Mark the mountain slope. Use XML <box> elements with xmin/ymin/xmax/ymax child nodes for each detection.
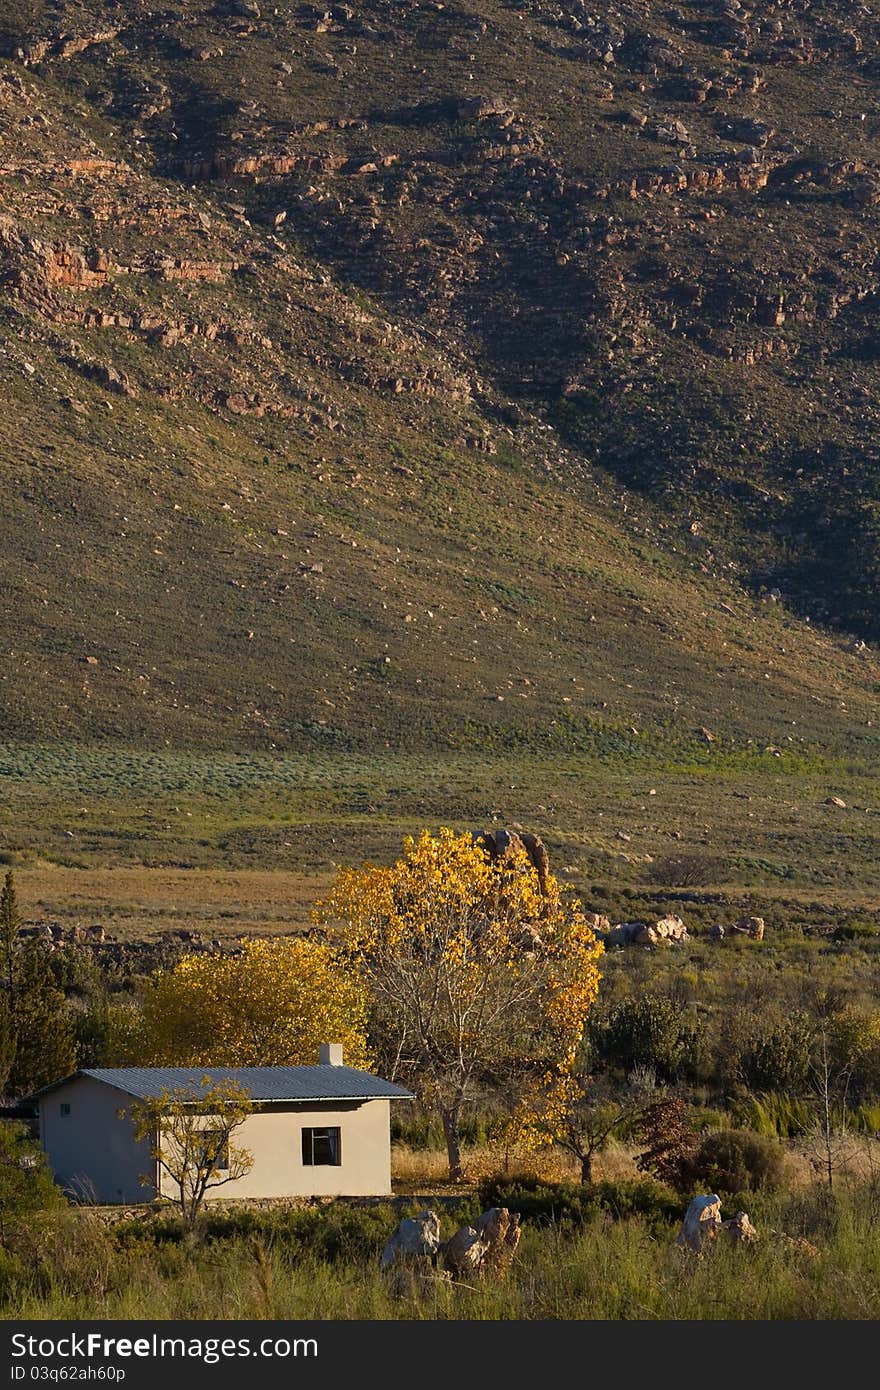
<box><xmin>0</xmin><ymin>0</ymin><xmax>878</xmax><ymax>754</ymax></box>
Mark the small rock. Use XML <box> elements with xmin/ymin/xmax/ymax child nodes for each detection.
<box><xmin>653</xmin><ymin>117</ymin><xmax>690</xmax><ymax>143</ymax></box>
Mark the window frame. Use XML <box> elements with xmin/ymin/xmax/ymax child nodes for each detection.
<box><xmin>301</xmin><ymin>1125</ymin><xmax>342</xmax><ymax>1167</ymax></box>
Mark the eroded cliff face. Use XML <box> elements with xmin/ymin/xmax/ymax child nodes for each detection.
<box><xmin>6</xmin><ymin>1</ymin><xmax>880</xmax><ymax>407</ymax></box>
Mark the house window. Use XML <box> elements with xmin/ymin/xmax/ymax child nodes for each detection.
<box><xmin>60</xmin><ymin>1103</ymin><xmax>71</xmax><ymax>1118</ymax></box>
<box><xmin>199</xmin><ymin>1131</ymin><xmax>229</xmax><ymax>1172</ymax></box>
<box><xmin>301</xmin><ymin>1126</ymin><xmax>341</xmax><ymax>1166</ymax></box>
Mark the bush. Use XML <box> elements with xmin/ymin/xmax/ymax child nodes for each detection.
<box><xmin>853</xmin><ymin>1102</ymin><xmax>880</xmax><ymax>1133</ymax></box>
<box><xmin>0</xmin><ymin>1120</ymin><xmax>65</xmax><ymax>1242</ymax></box>
<box><xmin>738</xmin><ymin>1015</ymin><xmax>814</xmax><ymax>1093</ymax></box>
<box><xmin>390</xmin><ymin>1111</ymin><xmax>491</xmax><ymax>1150</ymax></box>
<box><xmin>590</xmin><ymin>995</ymin><xmax>704</xmax><ymax>1082</ymax></box>
<box><xmin>477</xmin><ymin>1176</ymin><xmax>680</xmax><ymax>1239</ymax></box>
<box><xmin>390</xmin><ymin>1112</ymin><xmax>445</xmax><ymax>1150</ymax></box>
<box><xmin>113</xmin><ymin>1198</ymin><xmax>484</xmax><ymax>1264</ymax></box>
<box><xmin>644</xmin><ymin>854</ymin><xmax>726</xmax><ymax>888</ymax></box>
<box><xmin>686</xmin><ymin>1128</ymin><xmax>786</xmax><ymax>1195</ymax></box>
<box><xmin>832</xmin><ymin>921</ymin><xmax>878</xmax><ymax>942</ymax></box>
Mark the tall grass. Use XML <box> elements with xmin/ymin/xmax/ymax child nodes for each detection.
<box><xmin>735</xmin><ymin>1092</ymin><xmax>880</xmax><ymax>1140</ymax></box>
<box><xmin>3</xmin><ymin>1186</ymin><xmax>879</xmax><ymax>1320</ymax></box>
<box><xmin>735</xmin><ymin>1093</ymin><xmax>818</xmax><ymax>1138</ymax></box>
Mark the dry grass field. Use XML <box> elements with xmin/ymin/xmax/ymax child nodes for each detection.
<box><xmin>12</xmin><ymin>864</ymin><xmax>333</xmax><ymax>942</ymax></box>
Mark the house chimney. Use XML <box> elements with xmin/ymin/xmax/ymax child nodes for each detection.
<box><xmin>319</xmin><ymin>1043</ymin><xmax>344</xmax><ymax>1066</ymax></box>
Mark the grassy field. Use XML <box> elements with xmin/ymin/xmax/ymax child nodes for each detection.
<box><xmin>2</xmin><ymin>742</ymin><xmax>878</xmax><ymax>940</ymax></box>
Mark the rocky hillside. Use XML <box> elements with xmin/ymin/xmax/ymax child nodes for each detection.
<box><xmin>1</xmin><ymin>0</ymin><xmax>878</xmax><ymax>751</ymax></box>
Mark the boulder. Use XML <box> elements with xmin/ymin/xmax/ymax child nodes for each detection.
<box><xmin>519</xmin><ymin>831</ymin><xmax>551</xmax><ymax>897</ymax></box>
<box><xmin>709</xmin><ymin>923</ymin><xmax>725</xmax><ymax>940</ymax></box>
<box><xmin>732</xmin><ymin>915</ymin><xmax>764</xmax><ymax>940</ymax></box>
<box><xmin>457</xmin><ymin>95</ymin><xmax>513</xmax><ymax>122</ymax></box>
<box><xmin>380</xmin><ymin>1209</ymin><xmax>441</xmax><ymax>1271</ymax></box>
<box><xmin>721</xmin><ymin>1211</ymin><xmax>758</xmax><ymax>1244</ymax></box>
<box><xmin>676</xmin><ymin>1194</ymin><xmax>722</xmax><ymax>1253</ymax></box>
<box><xmin>632</xmin><ymin>915</ymin><xmax>688</xmax><ymax>946</ymax></box>
<box><xmin>480</xmin><ymin>1208</ymin><xmax>521</xmax><ymax>1273</ymax></box>
<box><xmin>472</xmin><ymin>1206</ymin><xmax>508</xmax><ymax>1244</ymax></box>
<box><xmin>441</xmin><ymin>1207</ymin><xmax>520</xmax><ymax>1279</ymax></box>
<box><xmin>441</xmin><ymin>1224</ymin><xmax>492</xmax><ymax>1278</ymax></box>
<box><xmin>720</xmin><ymin>117</ymin><xmax>774</xmax><ymax>146</ymax></box>
<box><xmin>607</xmin><ymin>920</ymin><xmax>645</xmax><ymax>946</ymax></box>
<box><xmin>653</xmin><ymin>914</ymin><xmax>689</xmax><ymax>942</ymax></box>
<box><xmin>584</xmin><ymin>912</ymin><xmax>611</xmax><ymax>936</ymax></box>
<box><xmin>654</xmin><ymin>117</ymin><xmax>690</xmax><ymax>143</ymax></box>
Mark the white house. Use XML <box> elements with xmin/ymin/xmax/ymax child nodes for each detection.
<box><xmin>30</xmin><ymin>1046</ymin><xmax>413</xmax><ymax>1204</ymax></box>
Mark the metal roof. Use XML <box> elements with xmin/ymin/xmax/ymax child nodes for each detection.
<box><xmin>31</xmin><ymin>1066</ymin><xmax>413</xmax><ymax>1104</ymax></box>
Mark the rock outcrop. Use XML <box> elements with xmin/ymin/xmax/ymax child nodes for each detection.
<box><xmin>731</xmin><ymin>916</ymin><xmax>765</xmax><ymax>940</ymax></box>
<box><xmin>606</xmin><ymin>915</ymin><xmax>689</xmax><ymax>946</ymax></box>
<box><xmin>440</xmin><ymin>1206</ymin><xmax>521</xmax><ymax>1279</ymax></box>
<box><xmin>473</xmin><ymin>828</ymin><xmax>551</xmax><ymax>898</ymax></box>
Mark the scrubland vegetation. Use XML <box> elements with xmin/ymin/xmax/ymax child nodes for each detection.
<box><xmin>0</xmin><ymin>818</ymin><xmax>878</xmax><ymax>1320</ymax></box>
<box><xmin>2</xmin><ymin>1151</ymin><xmax>879</xmax><ymax>1320</ymax></box>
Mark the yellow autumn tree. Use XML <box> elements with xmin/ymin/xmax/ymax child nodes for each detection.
<box><xmin>316</xmin><ymin>828</ymin><xmax>603</xmax><ymax>1180</ymax></box>
<box><xmin>131</xmin><ymin>937</ymin><xmax>370</xmax><ymax>1069</ymax></box>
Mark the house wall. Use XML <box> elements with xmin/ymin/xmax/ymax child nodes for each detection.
<box><xmin>38</xmin><ymin>1076</ymin><xmax>156</xmax><ymax>1204</ymax></box>
<box><xmin>159</xmin><ymin>1099</ymin><xmax>393</xmax><ymax>1201</ymax></box>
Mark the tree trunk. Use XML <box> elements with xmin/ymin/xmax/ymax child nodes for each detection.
<box><xmin>439</xmin><ymin>1101</ymin><xmax>464</xmax><ymax>1182</ymax></box>
<box><xmin>580</xmin><ymin>1152</ymin><xmax>594</xmax><ymax>1185</ymax></box>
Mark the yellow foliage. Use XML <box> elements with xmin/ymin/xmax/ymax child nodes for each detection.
<box><xmin>316</xmin><ymin>827</ymin><xmax>603</xmax><ymax>1106</ymax></box>
<box><xmin>132</xmin><ymin>937</ymin><xmax>370</xmax><ymax>1069</ymax></box>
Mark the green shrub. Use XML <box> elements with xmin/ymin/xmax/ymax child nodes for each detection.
<box><xmin>589</xmin><ymin>995</ymin><xmax>704</xmax><ymax>1082</ymax></box>
<box><xmin>391</xmin><ymin>1111</ymin><xmax>491</xmax><ymax>1150</ymax></box>
<box><xmin>114</xmin><ymin>1198</ymin><xmax>483</xmax><ymax>1264</ymax></box>
<box><xmin>0</xmin><ymin>1120</ymin><xmax>65</xmax><ymax>1241</ymax></box>
<box><xmin>390</xmin><ymin>1113</ymin><xmax>445</xmax><ymax>1149</ymax></box>
<box><xmin>738</xmin><ymin>1015</ymin><xmax>814</xmax><ymax>1093</ymax></box>
<box><xmin>688</xmin><ymin>1106</ymin><xmax>729</xmax><ymax>1132</ymax></box>
<box><xmin>832</xmin><ymin>921</ymin><xmax>878</xmax><ymax>942</ymax></box>
<box><xmin>477</xmin><ymin>1175</ymin><xmax>680</xmax><ymax>1239</ymax></box>
<box><xmin>686</xmin><ymin>1127</ymin><xmax>786</xmax><ymax>1195</ymax></box>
